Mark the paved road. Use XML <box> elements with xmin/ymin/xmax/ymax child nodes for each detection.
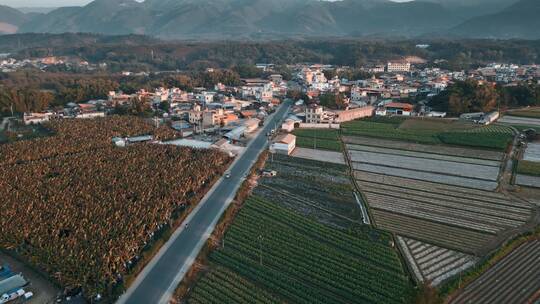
<box><xmin>117</xmin><ymin>101</ymin><xmax>291</xmax><ymax>304</ymax></box>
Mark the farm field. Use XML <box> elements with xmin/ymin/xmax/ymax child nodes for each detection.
<box><xmin>354</xmin><ymin>172</ymin><xmax>533</xmax><ymax>254</ymax></box>
<box><xmin>505</xmin><ymin>108</ymin><xmax>540</xmax><ymax>119</ymax></box>
<box><xmin>343</xmin><ymin>136</ymin><xmax>503</xmax><ymax>161</ymax></box>
<box><xmin>341</xmin><ymin>118</ymin><xmax>513</xmax><ymax>151</ymax></box>
<box><xmin>348</xmin><ymin>142</ymin><xmax>501</xmax><ymax>190</ymax></box>
<box><xmin>523</xmin><ymin>142</ymin><xmax>540</xmax><ymax>162</ymax></box>
<box><xmin>450</xmin><ymin>239</ymin><xmax>540</xmax><ymax>304</ymax></box>
<box><xmin>291</xmin><ymin>147</ymin><xmax>345</xmax><ymax>164</ymax></box>
<box><xmin>516</xmin><ymin>174</ymin><xmax>540</xmax><ymax>188</ymax></box>
<box><xmin>517</xmin><ymin>160</ymin><xmax>540</xmax><ymax>177</ymax></box>
<box><xmin>0</xmin><ymin>117</ymin><xmax>230</xmax><ymax>300</ymax></box>
<box><xmin>186</xmin><ymin>196</ymin><xmax>414</xmax><ymax>304</ymax></box>
<box><xmin>254</xmin><ymin>154</ymin><xmax>360</xmax><ymax>228</ymax></box>
<box><xmin>499</xmin><ymin>115</ymin><xmax>540</xmax><ymax>127</ymax></box>
<box><xmin>292</xmin><ymin>129</ymin><xmax>342</xmax><ymax>151</ymax></box>
<box><xmin>396</xmin><ymin>236</ymin><xmax>479</xmax><ymax>287</ymax></box>
<box><xmin>347</xmin><ymin>127</ymin><xmax>537</xmax><ymax>286</ymax></box>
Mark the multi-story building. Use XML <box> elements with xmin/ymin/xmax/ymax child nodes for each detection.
<box><xmin>387</xmin><ymin>61</ymin><xmax>411</xmax><ymax>73</ymax></box>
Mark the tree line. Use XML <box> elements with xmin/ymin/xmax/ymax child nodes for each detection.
<box><xmin>429</xmin><ymin>80</ymin><xmax>540</xmax><ymax>115</ymax></box>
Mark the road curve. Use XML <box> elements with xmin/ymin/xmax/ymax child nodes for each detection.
<box><xmin>117</xmin><ymin>101</ymin><xmax>291</xmax><ymax>304</ymax></box>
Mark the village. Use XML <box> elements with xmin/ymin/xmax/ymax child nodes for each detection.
<box><xmin>2</xmin><ymin>54</ymin><xmax>540</xmax><ymax>304</ymax></box>
<box><xmin>8</xmin><ymin>57</ymin><xmax>540</xmax><ymax>156</ymax></box>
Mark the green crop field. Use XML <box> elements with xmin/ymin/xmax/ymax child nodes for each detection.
<box><xmin>341</xmin><ymin>118</ymin><xmax>513</xmax><ymax>151</ymax></box>
<box><xmin>187</xmin><ymin>196</ymin><xmax>413</xmax><ymax>304</ymax></box>
<box><xmin>293</xmin><ymin>129</ymin><xmax>342</xmax><ymax>151</ymax></box>
<box><xmin>517</xmin><ymin>160</ymin><xmax>540</xmax><ymax>177</ymax></box>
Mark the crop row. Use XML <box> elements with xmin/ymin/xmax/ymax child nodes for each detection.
<box><xmin>352</xmin><ymin>162</ymin><xmax>498</xmax><ymax>190</ymax></box>
<box><xmin>349</xmin><ymin>150</ymin><xmax>500</xmax><ymax>181</ymax></box>
<box><xmin>365</xmin><ymin>192</ymin><xmax>501</xmax><ymax>234</ymax></box>
<box><xmin>342</xmin><ymin>135</ymin><xmax>503</xmax><ymax>161</ymax></box>
<box><xmin>353</xmin><ymin>170</ymin><xmax>517</xmax><ymax>203</ymax></box>
<box><xmin>361</xmin><ymin>187</ymin><xmax>528</xmax><ymax>225</ymax></box>
<box><xmin>346</xmin><ymin>144</ymin><xmax>500</xmax><ymax>167</ymax></box>
<box><xmin>372</xmin><ymin>210</ymin><xmax>491</xmax><ymax>254</ymax></box>
<box><xmin>451</xmin><ymin>240</ymin><xmax>540</xmax><ymax>304</ymax></box>
<box><xmin>189</xmin><ymin>196</ymin><xmax>413</xmax><ymax>304</ymax></box>
<box><xmin>245</xmin><ymin>196</ymin><xmax>401</xmax><ymax>267</ymax></box>
<box><xmin>357</xmin><ymin>180</ymin><xmax>531</xmax><ymax>217</ymax></box>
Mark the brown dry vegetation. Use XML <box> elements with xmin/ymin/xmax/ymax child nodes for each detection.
<box><xmin>0</xmin><ymin>117</ymin><xmax>230</xmax><ymax>300</ymax></box>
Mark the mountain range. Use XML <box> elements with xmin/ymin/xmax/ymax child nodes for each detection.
<box><xmin>0</xmin><ymin>0</ymin><xmax>538</xmax><ymax>40</ymax></box>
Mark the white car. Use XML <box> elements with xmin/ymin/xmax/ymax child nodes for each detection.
<box><xmin>225</xmin><ymin>173</ymin><xmax>231</xmax><ymax>179</ymax></box>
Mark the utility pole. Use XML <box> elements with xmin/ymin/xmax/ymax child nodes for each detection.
<box><xmin>314</xmin><ymin>128</ymin><xmax>317</xmax><ymax>150</ymax></box>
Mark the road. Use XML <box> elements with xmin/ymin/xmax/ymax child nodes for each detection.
<box><xmin>117</xmin><ymin>101</ymin><xmax>291</xmax><ymax>304</ymax></box>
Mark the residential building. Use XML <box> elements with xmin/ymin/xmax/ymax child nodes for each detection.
<box><xmin>23</xmin><ymin>112</ymin><xmax>54</xmax><ymax>125</ymax></box>
<box><xmin>384</xmin><ymin>102</ymin><xmax>414</xmax><ymax>116</ymax></box>
<box><xmin>271</xmin><ymin>134</ymin><xmax>296</xmax><ymax>155</ymax></box>
<box><xmin>387</xmin><ymin>61</ymin><xmax>411</xmax><ymax>73</ymax></box>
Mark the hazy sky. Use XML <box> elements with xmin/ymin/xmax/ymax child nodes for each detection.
<box><xmin>1</xmin><ymin>0</ymin><xmax>412</xmax><ymax>8</ymax></box>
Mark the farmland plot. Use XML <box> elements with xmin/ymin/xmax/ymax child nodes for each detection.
<box><xmin>499</xmin><ymin>115</ymin><xmax>540</xmax><ymax>127</ymax></box>
<box><xmin>397</xmin><ymin>236</ymin><xmax>479</xmax><ymax>286</ymax></box>
<box><xmin>523</xmin><ymin>142</ymin><xmax>540</xmax><ymax>162</ymax></box>
<box><xmin>450</xmin><ymin>240</ymin><xmax>540</xmax><ymax>304</ymax></box>
<box><xmin>354</xmin><ymin>171</ymin><xmax>534</xmax><ymax>254</ymax></box>
<box><xmin>516</xmin><ymin>174</ymin><xmax>540</xmax><ymax>188</ymax></box>
<box><xmin>349</xmin><ymin>150</ymin><xmax>500</xmax><ymax>181</ymax></box>
<box><xmin>254</xmin><ymin>154</ymin><xmax>361</xmax><ymax>228</ymax></box>
<box><xmin>187</xmin><ymin>197</ymin><xmax>414</xmax><ymax>304</ymax></box>
<box><xmin>343</xmin><ymin>136</ymin><xmax>503</xmax><ymax>161</ymax></box>
<box><xmin>351</xmin><ymin>159</ymin><xmax>499</xmax><ymax>191</ymax></box>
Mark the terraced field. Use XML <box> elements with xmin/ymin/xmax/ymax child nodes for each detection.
<box><xmin>187</xmin><ymin>196</ymin><xmax>414</xmax><ymax>304</ymax></box>
<box><xmin>355</xmin><ymin>171</ymin><xmax>534</xmax><ymax>254</ymax></box>
<box><xmin>450</xmin><ymin>239</ymin><xmax>540</xmax><ymax>304</ymax></box>
<box><xmin>397</xmin><ymin>236</ymin><xmax>479</xmax><ymax>286</ymax></box>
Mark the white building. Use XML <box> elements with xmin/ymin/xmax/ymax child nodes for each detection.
<box><xmin>271</xmin><ymin>134</ymin><xmax>296</xmax><ymax>155</ymax></box>
<box><xmin>23</xmin><ymin>112</ymin><xmax>54</xmax><ymax>125</ymax></box>
<box><xmin>387</xmin><ymin>61</ymin><xmax>411</xmax><ymax>73</ymax></box>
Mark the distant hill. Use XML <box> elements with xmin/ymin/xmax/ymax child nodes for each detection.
<box><xmin>450</xmin><ymin>0</ymin><xmax>540</xmax><ymax>39</ymax></box>
<box><xmin>17</xmin><ymin>0</ymin><xmax>463</xmax><ymax>39</ymax></box>
<box><xmin>0</xmin><ymin>0</ymin><xmax>534</xmax><ymax>40</ymax></box>
<box><xmin>0</xmin><ymin>5</ymin><xmax>28</xmax><ymax>34</ymax></box>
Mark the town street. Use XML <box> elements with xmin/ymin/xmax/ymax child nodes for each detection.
<box><xmin>117</xmin><ymin>101</ymin><xmax>291</xmax><ymax>304</ymax></box>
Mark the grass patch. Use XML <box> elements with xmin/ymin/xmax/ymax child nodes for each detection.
<box><xmin>293</xmin><ymin>129</ymin><xmax>342</xmax><ymax>151</ymax></box>
<box><xmin>517</xmin><ymin>160</ymin><xmax>540</xmax><ymax>177</ymax></box>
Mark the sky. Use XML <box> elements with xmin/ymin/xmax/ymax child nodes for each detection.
<box><xmin>1</xmin><ymin>0</ymin><xmax>412</xmax><ymax>8</ymax></box>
